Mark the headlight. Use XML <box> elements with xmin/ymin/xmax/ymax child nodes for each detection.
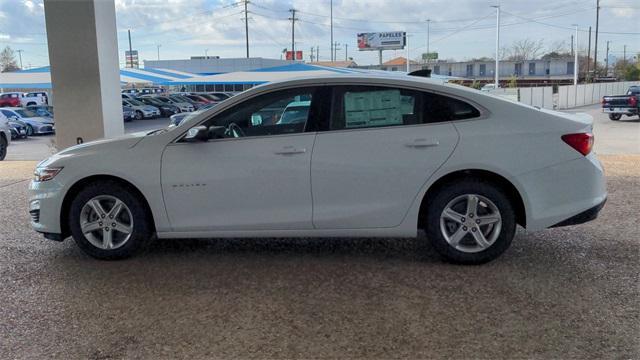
<box><xmin>34</xmin><ymin>167</ymin><xmax>63</xmax><ymax>182</ymax></box>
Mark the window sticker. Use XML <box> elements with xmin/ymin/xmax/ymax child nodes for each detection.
<box><xmin>343</xmin><ymin>89</ymin><xmax>408</xmax><ymax>128</ymax></box>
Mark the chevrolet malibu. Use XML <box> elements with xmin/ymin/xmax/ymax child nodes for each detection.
<box><xmin>29</xmin><ymin>75</ymin><xmax>606</xmax><ymax>264</ymax></box>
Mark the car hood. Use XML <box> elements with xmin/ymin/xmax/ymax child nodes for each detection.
<box><xmin>23</xmin><ymin>116</ymin><xmax>53</xmax><ymax>123</ymax></box>
<box><xmin>38</xmin><ymin>132</ymin><xmax>148</xmax><ymax>167</ymax></box>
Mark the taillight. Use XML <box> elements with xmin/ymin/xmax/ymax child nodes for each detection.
<box><xmin>601</xmin><ymin>97</ymin><xmax>606</xmax><ymax>106</ymax></box>
<box><xmin>562</xmin><ymin>133</ymin><xmax>594</xmax><ymax>156</ymax></box>
<box><xmin>629</xmin><ymin>96</ymin><xmax>638</xmax><ymax>107</ymax></box>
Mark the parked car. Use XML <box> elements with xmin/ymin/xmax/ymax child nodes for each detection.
<box><xmin>276</xmin><ymin>101</ymin><xmax>311</xmax><ymax>124</ymax></box>
<box><xmin>480</xmin><ymin>83</ymin><xmax>497</xmax><ymax>92</ymax></box>
<box><xmin>184</xmin><ymin>94</ymin><xmax>213</xmax><ymax>106</ymax></box>
<box><xmin>0</xmin><ymin>93</ymin><xmax>22</xmax><ymax>107</ymax></box>
<box><xmin>121</xmin><ymin>99</ymin><xmax>161</xmax><ymax>120</ymax></box>
<box><xmin>207</xmin><ymin>92</ymin><xmax>232</xmax><ymax>100</ymax></box>
<box><xmin>196</xmin><ymin>93</ymin><xmax>225</xmax><ymax>104</ymax></box>
<box><xmin>8</xmin><ymin>118</ymin><xmax>28</xmax><ymax>139</ymax></box>
<box><xmin>0</xmin><ymin>111</ymin><xmax>10</xmax><ymax>160</ymax></box>
<box><xmin>122</xmin><ymin>106</ymin><xmax>135</xmax><ymax>122</ymax></box>
<box><xmin>169</xmin><ymin>94</ymin><xmax>201</xmax><ymax>110</ymax></box>
<box><xmin>0</xmin><ymin>108</ymin><xmax>54</xmax><ymax>136</ymax></box>
<box><xmin>142</xmin><ymin>95</ymin><xmax>194</xmax><ymax>113</ymax></box>
<box><xmin>121</xmin><ymin>93</ymin><xmax>137</xmax><ymax>100</ymax></box>
<box><xmin>27</xmin><ymin>105</ymin><xmax>54</xmax><ymax>119</ymax></box>
<box><xmin>0</xmin><ymin>92</ymin><xmax>47</xmax><ymax>107</ymax></box>
<box><xmin>137</xmin><ymin>97</ymin><xmax>180</xmax><ymax>117</ymax></box>
<box><xmin>601</xmin><ymin>86</ymin><xmax>640</xmax><ymax>121</ymax></box>
<box><xmin>23</xmin><ymin>92</ymin><xmax>49</xmax><ymax>106</ymax></box>
<box><xmin>138</xmin><ymin>87</ymin><xmax>165</xmax><ymax>95</ymax></box>
<box><xmin>28</xmin><ymin>74</ymin><xmax>606</xmax><ymax>263</ymax></box>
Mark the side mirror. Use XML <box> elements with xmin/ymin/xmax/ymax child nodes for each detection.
<box><xmin>251</xmin><ymin>114</ymin><xmax>263</xmax><ymax>126</ymax></box>
<box><xmin>208</xmin><ymin>126</ymin><xmax>227</xmax><ymax>139</ymax></box>
<box><xmin>184</xmin><ymin>125</ymin><xmax>209</xmax><ymax>142</ymax></box>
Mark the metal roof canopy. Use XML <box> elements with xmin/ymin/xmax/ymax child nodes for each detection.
<box><xmin>0</xmin><ymin>66</ymin><xmax>197</xmax><ymax>89</ymax></box>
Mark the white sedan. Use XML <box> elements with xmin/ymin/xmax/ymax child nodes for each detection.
<box><xmin>29</xmin><ymin>75</ymin><xmax>606</xmax><ymax>264</ymax></box>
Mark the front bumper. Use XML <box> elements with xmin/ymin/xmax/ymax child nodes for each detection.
<box><xmin>550</xmin><ymin>197</ymin><xmax>606</xmax><ymax>227</ymax></box>
<box><xmin>29</xmin><ymin>178</ymin><xmax>66</xmax><ymax>237</ymax></box>
<box><xmin>34</xmin><ymin>124</ymin><xmax>55</xmax><ymax>134</ymax></box>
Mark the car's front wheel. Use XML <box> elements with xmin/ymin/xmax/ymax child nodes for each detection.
<box><xmin>26</xmin><ymin>125</ymin><xmax>34</xmax><ymax>136</ymax></box>
<box><xmin>0</xmin><ymin>135</ymin><xmax>7</xmax><ymax>160</ymax></box>
<box><xmin>135</xmin><ymin>111</ymin><xmax>144</xmax><ymax>120</ymax></box>
<box><xmin>608</xmin><ymin>113</ymin><xmax>622</xmax><ymax>121</ymax></box>
<box><xmin>69</xmin><ymin>181</ymin><xmax>153</xmax><ymax>259</ymax></box>
<box><xmin>425</xmin><ymin>179</ymin><xmax>516</xmax><ymax>264</ymax></box>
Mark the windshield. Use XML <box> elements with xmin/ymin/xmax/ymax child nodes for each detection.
<box><xmin>16</xmin><ymin>109</ymin><xmax>39</xmax><ymax>118</ymax></box>
<box><xmin>170</xmin><ymin>95</ymin><xmax>190</xmax><ymax>103</ymax></box>
<box><xmin>127</xmin><ymin>99</ymin><xmax>145</xmax><ymax>106</ymax></box>
<box><xmin>142</xmin><ymin>98</ymin><xmax>164</xmax><ymax>106</ymax></box>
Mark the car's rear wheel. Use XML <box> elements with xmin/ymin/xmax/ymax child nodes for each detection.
<box><xmin>135</xmin><ymin>110</ymin><xmax>143</xmax><ymax>120</ymax></box>
<box><xmin>26</xmin><ymin>125</ymin><xmax>34</xmax><ymax>136</ymax></box>
<box><xmin>0</xmin><ymin>135</ymin><xmax>7</xmax><ymax>161</ymax></box>
<box><xmin>69</xmin><ymin>181</ymin><xmax>153</xmax><ymax>260</ymax></box>
<box><xmin>425</xmin><ymin>179</ymin><xmax>516</xmax><ymax>264</ymax></box>
<box><xmin>608</xmin><ymin>113</ymin><xmax>622</xmax><ymax>121</ymax></box>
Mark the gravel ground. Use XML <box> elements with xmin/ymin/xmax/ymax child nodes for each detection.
<box><xmin>0</xmin><ymin>156</ymin><xmax>638</xmax><ymax>359</ymax></box>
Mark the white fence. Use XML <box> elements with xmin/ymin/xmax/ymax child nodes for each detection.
<box><xmin>519</xmin><ymin>87</ymin><xmax>554</xmax><ymax>109</ymax></box>
<box><xmin>557</xmin><ymin>81</ymin><xmax>640</xmax><ymax>109</ymax></box>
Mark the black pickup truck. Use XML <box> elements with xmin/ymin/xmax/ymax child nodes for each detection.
<box><xmin>601</xmin><ymin>85</ymin><xmax>640</xmax><ymax>121</ymax></box>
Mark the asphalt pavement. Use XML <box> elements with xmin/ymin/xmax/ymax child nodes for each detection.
<box><xmin>1</xmin><ymin>155</ymin><xmax>639</xmax><ymax>358</ymax></box>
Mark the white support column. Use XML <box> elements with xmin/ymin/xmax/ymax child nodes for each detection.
<box><xmin>44</xmin><ymin>0</ymin><xmax>123</xmax><ymax>150</ymax></box>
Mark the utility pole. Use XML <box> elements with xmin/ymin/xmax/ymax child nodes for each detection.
<box><xmin>586</xmin><ymin>26</ymin><xmax>592</xmax><ymax>81</ymax></box>
<box><xmin>16</xmin><ymin>49</ymin><xmax>23</xmax><ymax>69</ymax></box>
<box><xmin>333</xmin><ymin>42</ymin><xmax>340</xmax><ymax>62</ymax></box>
<box><xmin>156</xmin><ymin>44</ymin><xmax>161</xmax><ymax>61</ymax></box>
<box><xmin>316</xmin><ymin>46</ymin><xmax>319</xmax><ymax>61</ymax></box>
<box><xmin>310</xmin><ymin>47</ymin><xmax>315</xmax><ymax>62</ymax></box>
<box><xmin>344</xmin><ymin>43</ymin><xmax>348</xmax><ymax>61</ymax></box>
<box><xmin>605</xmin><ymin>40</ymin><xmax>610</xmax><ymax>76</ymax></box>
<box><xmin>594</xmin><ymin>0</ymin><xmax>600</xmax><ymax>76</ymax></box>
<box><xmin>492</xmin><ymin>4</ymin><xmax>500</xmax><ymax>88</ymax></box>
<box><xmin>289</xmin><ymin>9</ymin><xmax>298</xmax><ymax>61</ymax></box>
<box><xmin>406</xmin><ymin>34</ymin><xmax>410</xmax><ymax>72</ymax></box>
<box><xmin>573</xmin><ymin>25</ymin><xmax>578</xmax><ymax>85</ymax></box>
<box><xmin>244</xmin><ymin>0</ymin><xmax>250</xmax><ymax>58</ymax></box>
<box><xmin>127</xmin><ymin>29</ymin><xmax>133</xmax><ymax>68</ymax></box>
<box><xmin>330</xmin><ymin>0</ymin><xmax>333</xmax><ymax>61</ymax></box>
<box><xmin>571</xmin><ymin>35</ymin><xmax>574</xmax><ymax>57</ymax></box>
<box><xmin>623</xmin><ymin>44</ymin><xmax>626</xmax><ymax>66</ymax></box>
<box><xmin>426</xmin><ymin>19</ymin><xmax>431</xmax><ymax>67</ymax></box>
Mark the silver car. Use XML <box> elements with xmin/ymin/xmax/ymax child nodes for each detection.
<box><xmin>121</xmin><ymin>99</ymin><xmax>161</xmax><ymax>120</ymax></box>
<box><xmin>0</xmin><ymin>111</ymin><xmax>10</xmax><ymax>160</ymax></box>
<box><xmin>0</xmin><ymin>107</ymin><xmax>55</xmax><ymax>136</ymax></box>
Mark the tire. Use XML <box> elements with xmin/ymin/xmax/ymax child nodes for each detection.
<box><xmin>135</xmin><ymin>110</ymin><xmax>144</xmax><ymax>120</ymax></box>
<box><xmin>0</xmin><ymin>135</ymin><xmax>7</xmax><ymax>161</ymax></box>
<box><xmin>26</xmin><ymin>124</ymin><xmax>34</xmax><ymax>136</ymax></box>
<box><xmin>68</xmin><ymin>181</ymin><xmax>153</xmax><ymax>260</ymax></box>
<box><xmin>608</xmin><ymin>113</ymin><xmax>622</xmax><ymax>121</ymax></box>
<box><xmin>424</xmin><ymin>179</ymin><xmax>516</xmax><ymax>264</ymax></box>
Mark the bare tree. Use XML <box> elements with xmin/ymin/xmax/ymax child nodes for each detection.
<box><xmin>504</xmin><ymin>39</ymin><xmax>545</xmax><ymax>61</ymax></box>
<box><xmin>0</xmin><ymin>46</ymin><xmax>20</xmax><ymax>72</ymax></box>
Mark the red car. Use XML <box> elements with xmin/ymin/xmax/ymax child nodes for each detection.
<box><xmin>0</xmin><ymin>93</ymin><xmax>22</xmax><ymax>107</ymax></box>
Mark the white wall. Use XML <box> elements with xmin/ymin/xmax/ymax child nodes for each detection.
<box><xmin>557</xmin><ymin>81</ymin><xmax>640</xmax><ymax>109</ymax></box>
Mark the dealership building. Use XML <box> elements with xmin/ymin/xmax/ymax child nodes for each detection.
<box><xmin>144</xmin><ymin>57</ymin><xmax>291</xmax><ymax>75</ymax></box>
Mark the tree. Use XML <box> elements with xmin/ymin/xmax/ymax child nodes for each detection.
<box><xmin>0</xmin><ymin>46</ymin><xmax>20</xmax><ymax>72</ymax></box>
<box><xmin>503</xmin><ymin>39</ymin><xmax>545</xmax><ymax>61</ymax></box>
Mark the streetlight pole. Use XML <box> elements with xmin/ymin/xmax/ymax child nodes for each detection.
<box><xmin>426</xmin><ymin>19</ymin><xmax>431</xmax><ymax>67</ymax></box>
<box><xmin>491</xmin><ymin>4</ymin><xmax>500</xmax><ymax>88</ymax></box>
<box><xmin>406</xmin><ymin>34</ymin><xmax>410</xmax><ymax>72</ymax></box>
<box><xmin>330</xmin><ymin>0</ymin><xmax>333</xmax><ymax>61</ymax></box>
<box><xmin>156</xmin><ymin>44</ymin><xmax>161</xmax><ymax>61</ymax></box>
<box><xmin>16</xmin><ymin>49</ymin><xmax>23</xmax><ymax>69</ymax></box>
<box><xmin>573</xmin><ymin>25</ymin><xmax>578</xmax><ymax>85</ymax></box>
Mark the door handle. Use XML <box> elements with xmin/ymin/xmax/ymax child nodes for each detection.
<box><xmin>274</xmin><ymin>146</ymin><xmax>307</xmax><ymax>155</ymax></box>
<box><xmin>405</xmin><ymin>139</ymin><xmax>439</xmax><ymax>148</ymax></box>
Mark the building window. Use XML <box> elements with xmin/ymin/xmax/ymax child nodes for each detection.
<box><xmin>567</xmin><ymin>62</ymin><xmax>575</xmax><ymax>75</ymax></box>
<box><xmin>529</xmin><ymin>62</ymin><xmax>536</xmax><ymax>75</ymax></box>
<box><xmin>215</xmin><ymin>84</ymin><xmax>224</xmax><ymax>92</ymax></box>
<box><xmin>479</xmin><ymin>64</ymin><xmax>486</xmax><ymax>76</ymax></box>
<box><xmin>433</xmin><ymin>65</ymin><xmax>440</xmax><ymax>75</ymax></box>
<box><xmin>466</xmin><ymin>64</ymin><xmax>474</xmax><ymax>77</ymax></box>
<box><xmin>391</xmin><ymin>67</ymin><xmax>398</xmax><ymax>71</ymax></box>
<box><xmin>448</xmin><ymin>67</ymin><xmax>452</xmax><ymax>76</ymax></box>
<box><xmin>514</xmin><ymin>63</ymin><xmax>522</xmax><ymax>76</ymax></box>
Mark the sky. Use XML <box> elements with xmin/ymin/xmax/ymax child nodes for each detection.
<box><xmin>0</xmin><ymin>0</ymin><xmax>638</xmax><ymax>69</ymax></box>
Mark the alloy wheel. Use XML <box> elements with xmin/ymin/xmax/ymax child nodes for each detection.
<box><xmin>79</xmin><ymin>195</ymin><xmax>134</xmax><ymax>250</ymax></box>
<box><xmin>439</xmin><ymin>194</ymin><xmax>502</xmax><ymax>253</ymax></box>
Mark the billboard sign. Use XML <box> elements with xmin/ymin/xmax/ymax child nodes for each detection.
<box><xmin>125</xmin><ymin>50</ymin><xmax>139</xmax><ymax>68</ymax></box>
<box><xmin>357</xmin><ymin>32</ymin><xmax>406</xmax><ymax>51</ymax></box>
<box><xmin>422</xmin><ymin>52</ymin><xmax>439</xmax><ymax>60</ymax></box>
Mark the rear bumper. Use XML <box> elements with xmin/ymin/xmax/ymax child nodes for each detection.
<box><xmin>550</xmin><ymin>197</ymin><xmax>606</xmax><ymax>227</ymax></box>
<box><xmin>602</xmin><ymin>107</ymin><xmax>638</xmax><ymax>114</ymax></box>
